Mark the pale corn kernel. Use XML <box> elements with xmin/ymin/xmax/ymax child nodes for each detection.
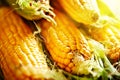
<box><xmin>66</xmin><ymin>52</ymin><xmax>74</xmax><ymax>59</ymax></box>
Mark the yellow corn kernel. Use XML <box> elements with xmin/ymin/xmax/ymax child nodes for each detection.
<box><xmin>39</xmin><ymin>10</ymin><xmax>91</xmax><ymax>73</ymax></box>
<box><xmin>0</xmin><ymin>6</ymin><xmax>50</xmax><ymax>80</ymax></box>
<box><xmin>107</xmin><ymin>45</ymin><xmax>120</xmax><ymax>63</ymax></box>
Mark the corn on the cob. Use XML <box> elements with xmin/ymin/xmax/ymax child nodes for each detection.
<box><xmin>6</xmin><ymin>0</ymin><xmax>56</xmax><ymax>24</ymax></box>
<box><xmin>0</xmin><ymin>6</ymin><xmax>65</xmax><ymax>80</ymax></box>
<box><xmin>52</xmin><ymin>0</ymin><xmax>100</xmax><ymax>24</ymax></box>
<box><xmin>39</xmin><ymin>9</ymin><xmax>93</xmax><ymax>75</ymax></box>
<box><xmin>84</xmin><ymin>16</ymin><xmax>120</xmax><ymax>63</ymax></box>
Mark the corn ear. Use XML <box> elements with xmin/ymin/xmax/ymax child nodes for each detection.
<box><xmin>52</xmin><ymin>0</ymin><xmax>100</xmax><ymax>24</ymax></box>
<box><xmin>38</xmin><ymin>10</ymin><xmax>108</xmax><ymax>78</ymax></box>
<box><xmin>88</xmin><ymin>0</ymin><xmax>120</xmax><ymax>63</ymax></box>
<box><xmin>0</xmin><ymin>6</ymin><xmax>66</xmax><ymax>80</ymax></box>
<box><xmin>84</xmin><ymin>16</ymin><xmax>120</xmax><ymax>63</ymax></box>
<box><xmin>6</xmin><ymin>0</ymin><xmax>56</xmax><ymax>24</ymax></box>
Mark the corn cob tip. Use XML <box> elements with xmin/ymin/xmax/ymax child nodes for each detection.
<box><xmin>6</xmin><ymin>0</ymin><xmax>56</xmax><ymax>24</ymax></box>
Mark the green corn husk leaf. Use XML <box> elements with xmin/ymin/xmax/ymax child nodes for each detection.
<box><xmin>6</xmin><ymin>0</ymin><xmax>56</xmax><ymax>24</ymax></box>
<box><xmin>88</xmin><ymin>39</ymin><xmax>120</xmax><ymax>80</ymax></box>
<box><xmin>97</xmin><ymin>0</ymin><xmax>120</xmax><ymax>20</ymax></box>
<box><xmin>97</xmin><ymin>0</ymin><xmax>115</xmax><ymax>18</ymax></box>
